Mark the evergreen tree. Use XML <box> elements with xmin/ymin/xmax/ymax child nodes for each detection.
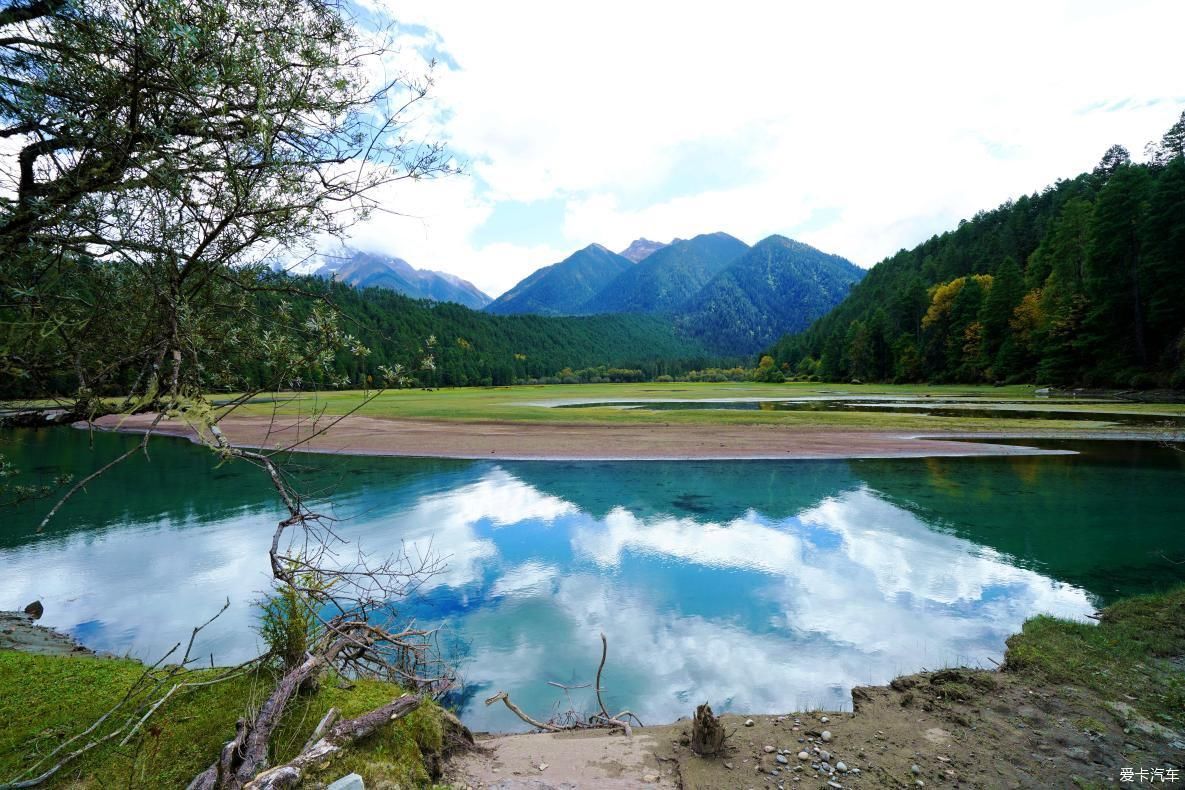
<box><xmin>1083</xmin><ymin>164</ymin><xmax>1153</xmax><ymax>380</ymax></box>
<box><xmin>979</xmin><ymin>257</ymin><xmax>1024</xmax><ymax>377</ymax></box>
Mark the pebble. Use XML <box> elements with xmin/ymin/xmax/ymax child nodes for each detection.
<box><xmin>911</xmin><ymin>764</ymin><xmax>921</xmax><ymax>775</ymax></box>
<box><xmin>642</xmin><ymin>773</ymin><xmax>659</xmax><ymax>783</ymax></box>
<box><xmin>797</xmin><ymin>751</ymin><xmax>810</xmax><ymax>760</ymax></box>
<box><xmin>820</xmin><ymin>716</ymin><xmax>830</xmax><ymax>724</ymax></box>
<box><xmin>764</xmin><ymin>745</ymin><xmax>776</xmax><ymax>753</ymax></box>
<box><xmin>776</xmin><ymin>754</ymin><xmax>789</xmax><ymax>765</ymax></box>
<box><xmin>821</xmin><ymin>730</ymin><xmax>832</xmax><ymax>742</ymax></box>
<box><xmin>744</xmin><ymin>718</ymin><xmax>755</xmax><ymax>727</ymax></box>
<box><xmin>836</xmin><ymin>761</ymin><xmax>847</xmax><ymax>773</ymax></box>
<box><xmin>538</xmin><ymin>762</ymin><xmax>549</xmax><ymax>772</ymax></box>
<box><xmin>828</xmin><ymin>783</ymin><xmax>844</xmax><ymax>790</ymax></box>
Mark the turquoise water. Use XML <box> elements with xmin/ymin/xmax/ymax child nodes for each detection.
<box><xmin>2</xmin><ymin>428</ymin><xmax>1183</xmax><ymax>731</ymax></box>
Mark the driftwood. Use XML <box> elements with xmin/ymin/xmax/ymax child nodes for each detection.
<box><xmin>484</xmin><ymin>632</ymin><xmax>640</xmax><ymax>736</ymax></box>
<box><xmin>242</xmin><ymin>695</ymin><xmax>421</xmax><ymax>790</ymax></box>
<box><xmin>187</xmin><ymin>622</ymin><xmax>423</xmax><ymax>790</ymax></box>
<box><xmin>690</xmin><ymin>703</ymin><xmax>725</xmax><ymax>756</ymax></box>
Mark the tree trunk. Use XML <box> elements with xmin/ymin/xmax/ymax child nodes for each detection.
<box><xmin>689</xmin><ymin>703</ymin><xmax>725</xmax><ymax>756</ymax></box>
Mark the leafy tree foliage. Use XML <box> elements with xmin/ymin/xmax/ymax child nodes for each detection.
<box><xmin>1</xmin><ymin>0</ymin><xmax>450</xmax><ymax>413</ymax></box>
<box><xmin>770</xmin><ymin>111</ymin><xmax>1185</xmax><ymax>389</ymax></box>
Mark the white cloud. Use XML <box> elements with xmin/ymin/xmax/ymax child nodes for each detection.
<box><xmin>336</xmin><ymin>0</ymin><xmax>1185</xmax><ymax>295</ymax></box>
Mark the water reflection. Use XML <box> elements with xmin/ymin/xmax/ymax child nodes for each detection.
<box><xmin>2</xmin><ymin>430</ymin><xmax>1183</xmax><ymax>731</ymax></box>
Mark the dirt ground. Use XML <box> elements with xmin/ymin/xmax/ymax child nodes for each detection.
<box><xmin>90</xmin><ymin>413</ymin><xmax>1078</xmax><ymax>461</ymax></box>
<box><xmin>446</xmin><ymin>667</ymin><xmax>1184</xmax><ymax>789</ymax></box>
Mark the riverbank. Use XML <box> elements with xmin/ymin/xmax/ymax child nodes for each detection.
<box><xmin>90</xmin><ymin>412</ymin><xmax>1134</xmax><ymax>461</ymax></box>
<box><xmin>2</xmin><ymin>589</ymin><xmax>1181</xmax><ymax>787</ymax></box>
<box><xmin>0</xmin><ymin>609</ymin><xmax>94</xmax><ymax>656</ymax></box>
<box><xmin>448</xmin><ymin>587</ymin><xmax>1185</xmax><ymax>788</ymax></box>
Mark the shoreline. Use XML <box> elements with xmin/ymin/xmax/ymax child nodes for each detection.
<box><xmin>76</xmin><ymin>413</ymin><xmax>1139</xmax><ymax>461</ymax></box>
<box><xmin>7</xmin><ymin>590</ymin><xmax>1182</xmax><ymax>788</ymax></box>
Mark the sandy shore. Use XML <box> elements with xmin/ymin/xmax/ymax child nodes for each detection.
<box><xmin>88</xmin><ymin>413</ymin><xmax>1082</xmax><ymax>460</ymax></box>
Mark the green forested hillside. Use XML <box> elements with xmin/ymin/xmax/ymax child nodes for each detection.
<box><xmin>483</xmin><ymin>244</ymin><xmax>633</xmax><ymax>315</ymax></box>
<box><xmin>580</xmin><ymin>232</ymin><xmax>749</xmax><ymax>314</ymax></box>
<box><xmin>243</xmin><ymin>275</ymin><xmax>721</xmax><ymax>388</ymax></box>
<box><xmin>680</xmin><ymin>235</ymin><xmax>865</xmax><ymax>354</ymax></box>
<box><xmin>769</xmin><ymin>115</ymin><xmax>1185</xmax><ymax>388</ymax></box>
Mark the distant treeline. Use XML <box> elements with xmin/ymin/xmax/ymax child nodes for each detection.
<box><xmin>241</xmin><ymin>275</ymin><xmax>739</xmax><ymax>389</ymax></box>
<box><xmin>769</xmin><ymin>115</ymin><xmax>1185</xmax><ymax>389</ymax></box>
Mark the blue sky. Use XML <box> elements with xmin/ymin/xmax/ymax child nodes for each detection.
<box><xmin>344</xmin><ymin>1</ymin><xmax>1185</xmax><ymax>297</ymax></box>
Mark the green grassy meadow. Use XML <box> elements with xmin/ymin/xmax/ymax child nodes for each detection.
<box><xmin>225</xmin><ymin>381</ymin><xmax>1185</xmax><ymax>434</ymax></box>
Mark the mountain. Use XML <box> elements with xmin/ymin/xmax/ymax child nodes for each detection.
<box><xmin>618</xmin><ymin>238</ymin><xmax>670</xmax><ymax>263</ymax></box>
<box><xmin>767</xmin><ymin>117</ymin><xmax>1185</xmax><ymax>387</ymax></box>
<box><xmin>677</xmin><ymin>235</ymin><xmax>865</xmax><ymax>354</ymax></box>
<box><xmin>484</xmin><ymin>244</ymin><xmax>634</xmax><ymax>316</ymax></box>
<box><xmin>582</xmin><ymin>232</ymin><xmax>750</xmax><ymax>315</ymax></box>
<box><xmin>315</xmin><ymin>250</ymin><xmax>491</xmax><ymax>309</ymax></box>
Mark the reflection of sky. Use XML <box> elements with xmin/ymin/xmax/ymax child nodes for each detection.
<box><xmin>1</xmin><ymin>460</ymin><xmax>1098</xmax><ymax>732</ymax></box>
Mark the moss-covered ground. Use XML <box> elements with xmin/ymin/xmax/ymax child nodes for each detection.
<box><xmin>0</xmin><ymin>653</ymin><xmax>451</xmax><ymax>788</ymax></box>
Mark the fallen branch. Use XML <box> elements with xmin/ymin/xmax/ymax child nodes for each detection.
<box><xmin>243</xmin><ymin>695</ymin><xmax>422</xmax><ymax>790</ymax></box>
<box><xmin>484</xmin><ymin>691</ymin><xmax>561</xmax><ymax>732</ymax></box>
<box><xmin>483</xmin><ymin>633</ymin><xmax>634</xmax><ymax>736</ymax></box>
<box><xmin>301</xmin><ymin>707</ymin><xmax>339</xmax><ymax>753</ymax></box>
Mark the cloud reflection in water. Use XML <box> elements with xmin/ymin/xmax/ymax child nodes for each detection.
<box><xmin>1</xmin><ymin>454</ymin><xmax>1098</xmax><ymax>733</ymax></box>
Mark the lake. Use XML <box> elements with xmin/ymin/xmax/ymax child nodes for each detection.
<box><xmin>2</xmin><ymin>428</ymin><xmax>1183</xmax><ymax>732</ymax></box>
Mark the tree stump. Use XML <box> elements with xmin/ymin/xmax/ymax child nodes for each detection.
<box><xmin>690</xmin><ymin>702</ymin><xmax>725</xmax><ymax>756</ymax></box>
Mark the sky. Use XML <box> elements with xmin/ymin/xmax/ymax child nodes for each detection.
<box><xmin>341</xmin><ymin>1</ymin><xmax>1185</xmax><ymax>298</ymax></box>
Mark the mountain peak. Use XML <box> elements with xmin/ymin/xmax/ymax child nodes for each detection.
<box><xmin>313</xmin><ymin>248</ymin><xmax>490</xmax><ymax>309</ymax></box>
<box><xmin>485</xmin><ymin>245</ymin><xmax>634</xmax><ymax>316</ymax></box>
<box><xmin>618</xmin><ymin>238</ymin><xmax>669</xmax><ymax>263</ymax></box>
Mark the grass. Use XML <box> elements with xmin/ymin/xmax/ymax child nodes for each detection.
<box><xmin>1004</xmin><ymin>585</ymin><xmax>1185</xmax><ymax>731</ymax></box>
<box><xmin>223</xmin><ymin>381</ymin><xmax>1185</xmax><ymax>433</ymax></box>
<box><xmin>0</xmin><ymin>651</ymin><xmax>449</xmax><ymax>788</ymax></box>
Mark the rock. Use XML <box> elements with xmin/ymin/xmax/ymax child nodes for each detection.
<box><xmin>642</xmin><ymin>773</ymin><xmax>659</xmax><ymax>783</ymax></box>
<box><xmin>911</xmin><ymin>764</ymin><xmax>922</xmax><ymax>775</ymax></box>
<box><xmin>820</xmin><ymin>716</ymin><xmax>830</xmax><ymax>724</ymax></box>
<box><xmin>776</xmin><ymin>754</ymin><xmax>789</xmax><ymax>765</ymax></box>
<box><xmin>744</xmin><ymin>718</ymin><xmax>755</xmax><ymax>727</ymax></box>
<box><xmin>828</xmin><ymin>782</ymin><xmax>843</xmax><ymax>789</ymax></box>
<box><xmin>538</xmin><ymin>762</ymin><xmax>549</xmax><ymax>772</ymax></box>
<box><xmin>836</xmin><ymin>761</ymin><xmax>847</xmax><ymax>772</ymax></box>
<box><xmin>1105</xmin><ymin>701</ymin><xmax>1184</xmax><ymax>741</ymax></box>
<box><xmin>23</xmin><ymin>600</ymin><xmax>43</xmax><ymax>620</ymax></box>
<box><xmin>326</xmin><ymin>774</ymin><xmax>365</xmax><ymax>790</ymax></box>
<box><xmin>821</xmin><ymin>730</ymin><xmax>832</xmax><ymax>742</ymax></box>
<box><xmin>764</xmin><ymin>745</ymin><xmax>776</xmax><ymax>753</ymax></box>
<box><xmin>797</xmin><ymin>751</ymin><xmax>810</xmax><ymax>761</ymax></box>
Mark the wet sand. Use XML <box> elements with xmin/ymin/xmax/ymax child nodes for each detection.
<box><xmin>89</xmin><ymin>413</ymin><xmax>1079</xmax><ymax>460</ymax></box>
